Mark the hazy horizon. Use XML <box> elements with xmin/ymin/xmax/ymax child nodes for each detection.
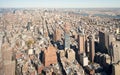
<box><xmin>0</xmin><ymin>0</ymin><xmax>120</xmax><ymax>8</ymax></box>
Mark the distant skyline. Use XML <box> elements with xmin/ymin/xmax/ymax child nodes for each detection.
<box><xmin>0</xmin><ymin>0</ymin><xmax>120</xmax><ymax>8</ymax></box>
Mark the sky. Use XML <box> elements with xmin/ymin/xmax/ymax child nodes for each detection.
<box><xmin>0</xmin><ymin>0</ymin><xmax>120</xmax><ymax>8</ymax></box>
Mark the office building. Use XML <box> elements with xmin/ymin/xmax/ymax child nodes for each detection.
<box><xmin>99</xmin><ymin>31</ymin><xmax>109</xmax><ymax>53</ymax></box>
<box><xmin>64</xmin><ymin>33</ymin><xmax>70</xmax><ymax>50</ymax></box>
<box><xmin>111</xmin><ymin>41</ymin><xmax>120</xmax><ymax>63</ymax></box>
<box><xmin>80</xmin><ymin>53</ymin><xmax>88</xmax><ymax>66</ymax></box>
<box><xmin>88</xmin><ymin>35</ymin><xmax>95</xmax><ymax>63</ymax></box>
<box><xmin>54</xmin><ymin>27</ymin><xmax>61</xmax><ymax>42</ymax></box>
<box><xmin>64</xmin><ymin>22</ymin><xmax>71</xmax><ymax>50</ymax></box>
<box><xmin>78</xmin><ymin>34</ymin><xmax>86</xmax><ymax>54</ymax></box>
<box><xmin>112</xmin><ymin>62</ymin><xmax>120</xmax><ymax>75</ymax></box>
<box><xmin>0</xmin><ymin>32</ymin><xmax>4</xmax><ymax>75</ymax></box>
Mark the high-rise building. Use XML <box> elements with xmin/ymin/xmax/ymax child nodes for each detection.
<box><xmin>80</xmin><ymin>53</ymin><xmax>88</xmax><ymax>66</ymax></box>
<box><xmin>43</xmin><ymin>20</ymin><xmax>48</xmax><ymax>38</ymax></box>
<box><xmin>54</xmin><ymin>27</ymin><xmax>61</xmax><ymax>42</ymax></box>
<box><xmin>64</xmin><ymin>33</ymin><xmax>70</xmax><ymax>50</ymax></box>
<box><xmin>108</xmin><ymin>34</ymin><xmax>116</xmax><ymax>56</ymax></box>
<box><xmin>99</xmin><ymin>31</ymin><xmax>109</xmax><ymax>53</ymax></box>
<box><xmin>64</xmin><ymin>22</ymin><xmax>71</xmax><ymax>50</ymax></box>
<box><xmin>116</xmin><ymin>25</ymin><xmax>120</xmax><ymax>41</ymax></box>
<box><xmin>43</xmin><ymin>45</ymin><xmax>57</xmax><ymax>67</ymax></box>
<box><xmin>115</xmin><ymin>25</ymin><xmax>120</xmax><ymax>34</ymax></box>
<box><xmin>64</xmin><ymin>22</ymin><xmax>71</xmax><ymax>33</ymax></box>
<box><xmin>27</xmin><ymin>21</ymin><xmax>32</xmax><ymax>31</ymax></box>
<box><xmin>111</xmin><ymin>41</ymin><xmax>120</xmax><ymax>63</ymax></box>
<box><xmin>1</xmin><ymin>41</ymin><xmax>16</xmax><ymax>75</ymax></box>
<box><xmin>0</xmin><ymin>32</ymin><xmax>4</xmax><ymax>75</ymax></box>
<box><xmin>4</xmin><ymin>60</ymin><xmax>16</xmax><ymax>75</ymax></box>
<box><xmin>112</xmin><ymin>62</ymin><xmax>120</xmax><ymax>75</ymax></box>
<box><xmin>88</xmin><ymin>35</ymin><xmax>95</xmax><ymax>63</ymax></box>
<box><xmin>78</xmin><ymin>34</ymin><xmax>86</xmax><ymax>54</ymax></box>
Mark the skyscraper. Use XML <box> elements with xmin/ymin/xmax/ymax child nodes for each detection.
<box><xmin>99</xmin><ymin>31</ymin><xmax>109</xmax><ymax>53</ymax></box>
<box><xmin>64</xmin><ymin>33</ymin><xmax>70</xmax><ymax>50</ymax></box>
<box><xmin>78</xmin><ymin>34</ymin><xmax>86</xmax><ymax>54</ymax></box>
<box><xmin>88</xmin><ymin>35</ymin><xmax>95</xmax><ymax>63</ymax></box>
<box><xmin>27</xmin><ymin>21</ymin><xmax>32</xmax><ymax>31</ymax></box>
<box><xmin>111</xmin><ymin>41</ymin><xmax>120</xmax><ymax>63</ymax></box>
<box><xmin>108</xmin><ymin>34</ymin><xmax>116</xmax><ymax>56</ymax></box>
<box><xmin>116</xmin><ymin>25</ymin><xmax>120</xmax><ymax>41</ymax></box>
<box><xmin>64</xmin><ymin>22</ymin><xmax>71</xmax><ymax>50</ymax></box>
<box><xmin>54</xmin><ymin>27</ymin><xmax>61</xmax><ymax>42</ymax></box>
<box><xmin>0</xmin><ymin>31</ymin><xmax>4</xmax><ymax>75</ymax></box>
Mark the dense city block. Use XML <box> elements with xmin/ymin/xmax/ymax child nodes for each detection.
<box><xmin>0</xmin><ymin>8</ymin><xmax>120</xmax><ymax>75</ymax></box>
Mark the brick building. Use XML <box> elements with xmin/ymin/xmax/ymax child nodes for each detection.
<box><xmin>54</xmin><ymin>27</ymin><xmax>61</xmax><ymax>42</ymax></box>
<box><xmin>43</xmin><ymin>45</ymin><xmax>57</xmax><ymax>67</ymax></box>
